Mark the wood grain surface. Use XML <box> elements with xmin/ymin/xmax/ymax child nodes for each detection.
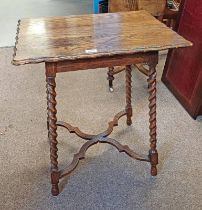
<box><xmin>109</xmin><ymin>0</ymin><xmax>166</xmax><ymax>17</ymax></box>
<box><xmin>109</xmin><ymin>0</ymin><xmax>139</xmax><ymax>12</ymax></box>
<box><xmin>138</xmin><ymin>0</ymin><xmax>166</xmax><ymax>16</ymax></box>
<box><xmin>12</xmin><ymin>10</ymin><xmax>192</xmax><ymax>65</ymax></box>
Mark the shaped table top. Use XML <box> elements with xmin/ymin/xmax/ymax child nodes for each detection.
<box><xmin>12</xmin><ymin>10</ymin><xmax>192</xmax><ymax>65</ymax></box>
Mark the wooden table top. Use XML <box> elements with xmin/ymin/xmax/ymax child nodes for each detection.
<box><xmin>12</xmin><ymin>10</ymin><xmax>191</xmax><ymax>65</ymax></box>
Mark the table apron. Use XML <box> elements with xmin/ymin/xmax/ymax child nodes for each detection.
<box><xmin>46</xmin><ymin>52</ymin><xmax>158</xmax><ymax>73</ymax></box>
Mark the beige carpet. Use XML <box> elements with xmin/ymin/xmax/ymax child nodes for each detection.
<box><xmin>0</xmin><ymin>47</ymin><xmax>201</xmax><ymax>210</ymax></box>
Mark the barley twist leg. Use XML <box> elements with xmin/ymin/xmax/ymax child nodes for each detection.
<box><xmin>148</xmin><ymin>62</ymin><xmax>158</xmax><ymax>176</ymax></box>
<box><xmin>46</xmin><ymin>80</ymin><xmax>50</xmax><ymax>140</ymax></box>
<box><xmin>125</xmin><ymin>65</ymin><xmax>132</xmax><ymax>126</ymax></box>
<box><xmin>47</xmin><ymin>75</ymin><xmax>60</xmax><ymax>195</ymax></box>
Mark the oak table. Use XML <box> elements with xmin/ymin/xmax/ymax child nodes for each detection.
<box><xmin>12</xmin><ymin>11</ymin><xmax>191</xmax><ymax>196</ymax></box>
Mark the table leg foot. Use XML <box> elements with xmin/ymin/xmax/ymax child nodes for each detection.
<box><xmin>51</xmin><ymin>171</ymin><xmax>60</xmax><ymax>196</ymax></box>
<box><xmin>125</xmin><ymin>65</ymin><xmax>132</xmax><ymax>126</ymax></box>
<box><xmin>51</xmin><ymin>185</ymin><xmax>59</xmax><ymax>196</ymax></box>
<box><xmin>149</xmin><ymin>149</ymin><xmax>158</xmax><ymax>176</ymax></box>
<box><xmin>151</xmin><ymin>168</ymin><xmax>157</xmax><ymax>176</ymax></box>
<box><xmin>126</xmin><ymin>117</ymin><xmax>132</xmax><ymax>126</ymax></box>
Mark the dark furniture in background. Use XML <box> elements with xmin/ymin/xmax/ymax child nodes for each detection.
<box><xmin>164</xmin><ymin>0</ymin><xmax>179</xmax><ymax>28</ymax></box>
<box><xmin>162</xmin><ymin>0</ymin><xmax>202</xmax><ymax>119</ymax></box>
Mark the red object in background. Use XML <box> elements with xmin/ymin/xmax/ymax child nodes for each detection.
<box><xmin>162</xmin><ymin>0</ymin><xmax>202</xmax><ymax>119</ymax></box>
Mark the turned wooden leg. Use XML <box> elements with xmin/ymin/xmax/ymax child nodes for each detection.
<box><xmin>46</xmin><ymin>80</ymin><xmax>49</xmax><ymax>130</ymax></box>
<box><xmin>107</xmin><ymin>67</ymin><xmax>115</xmax><ymax>92</ymax></box>
<box><xmin>46</xmin><ymin>80</ymin><xmax>50</xmax><ymax>141</ymax></box>
<box><xmin>125</xmin><ymin>65</ymin><xmax>132</xmax><ymax>126</ymax></box>
<box><xmin>148</xmin><ymin>60</ymin><xmax>158</xmax><ymax>176</ymax></box>
<box><xmin>46</xmin><ymin>74</ymin><xmax>60</xmax><ymax>196</ymax></box>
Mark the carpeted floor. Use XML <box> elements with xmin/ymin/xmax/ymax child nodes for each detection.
<box><xmin>0</xmin><ymin>47</ymin><xmax>201</xmax><ymax>210</ymax></box>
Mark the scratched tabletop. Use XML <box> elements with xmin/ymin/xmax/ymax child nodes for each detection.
<box><xmin>12</xmin><ymin>10</ymin><xmax>191</xmax><ymax>65</ymax></box>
